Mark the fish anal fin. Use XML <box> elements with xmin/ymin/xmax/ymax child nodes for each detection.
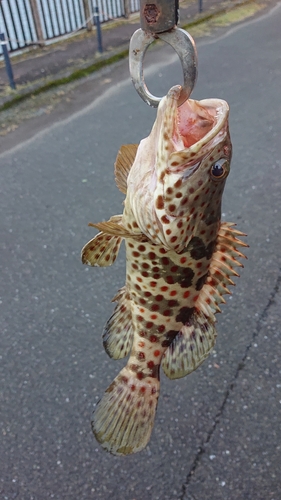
<box><xmin>92</xmin><ymin>367</ymin><xmax>159</xmax><ymax>456</ymax></box>
<box><xmin>103</xmin><ymin>287</ymin><xmax>133</xmax><ymax>359</ymax></box>
<box><xmin>114</xmin><ymin>144</ymin><xmax>138</xmax><ymax>194</ymax></box>
<box><xmin>161</xmin><ymin>310</ymin><xmax>217</xmax><ymax>379</ymax></box>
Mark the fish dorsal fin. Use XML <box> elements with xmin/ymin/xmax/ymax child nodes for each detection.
<box><xmin>196</xmin><ymin>222</ymin><xmax>248</xmax><ymax>319</ymax></box>
<box><xmin>114</xmin><ymin>144</ymin><xmax>138</xmax><ymax>194</ymax></box>
<box><xmin>102</xmin><ymin>286</ymin><xmax>134</xmax><ymax>359</ymax></box>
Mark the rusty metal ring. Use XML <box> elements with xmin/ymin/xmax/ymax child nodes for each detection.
<box><xmin>129</xmin><ymin>27</ymin><xmax>198</xmax><ymax>108</ymax></box>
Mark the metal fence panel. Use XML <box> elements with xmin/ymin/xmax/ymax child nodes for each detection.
<box><xmin>0</xmin><ymin>0</ymin><xmax>140</xmax><ymax>54</ymax></box>
<box><xmin>0</xmin><ymin>0</ymin><xmax>37</xmax><ymax>52</ymax></box>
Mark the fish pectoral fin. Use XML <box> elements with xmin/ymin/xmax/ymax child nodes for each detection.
<box><xmin>102</xmin><ymin>286</ymin><xmax>134</xmax><ymax>359</ymax></box>
<box><xmin>196</xmin><ymin>221</ymin><xmax>248</xmax><ymax>317</ymax></box>
<box><xmin>89</xmin><ymin>214</ymin><xmax>141</xmax><ymax>239</ymax></box>
<box><xmin>81</xmin><ymin>215</ymin><xmax>125</xmax><ymax>266</ymax></box>
<box><xmin>92</xmin><ymin>367</ymin><xmax>159</xmax><ymax>456</ymax></box>
<box><xmin>161</xmin><ymin>310</ymin><xmax>217</xmax><ymax>379</ymax></box>
<box><xmin>114</xmin><ymin>144</ymin><xmax>138</xmax><ymax>194</ymax></box>
<box><xmin>81</xmin><ymin>231</ymin><xmax>122</xmax><ymax>267</ymax></box>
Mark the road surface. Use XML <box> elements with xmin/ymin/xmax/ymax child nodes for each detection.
<box><xmin>1</xmin><ymin>3</ymin><xmax>281</xmax><ymax>499</ymax></box>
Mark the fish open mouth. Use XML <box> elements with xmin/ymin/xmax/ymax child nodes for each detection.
<box><xmin>165</xmin><ymin>86</ymin><xmax>229</xmax><ymax>155</ymax></box>
<box><xmin>177</xmin><ymin>99</ymin><xmax>216</xmax><ymax>148</ymax></box>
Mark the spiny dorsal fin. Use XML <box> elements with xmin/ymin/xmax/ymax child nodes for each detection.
<box><xmin>102</xmin><ymin>287</ymin><xmax>134</xmax><ymax>359</ymax></box>
<box><xmin>196</xmin><ymin>222</ymin><xmax>248</xmax><ymax>318</ymax></box>
<box><xmin>114</xmin><ymin>144</ymin><xmax>138</xmax><ymax>194</ymax></box>
<box><xmin>161</xmin><ymin>310</ymin><xmax>217</xmax><ymax>380</ymax></box>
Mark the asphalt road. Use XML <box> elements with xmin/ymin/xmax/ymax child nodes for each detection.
<box><xmin>1</xmin><ymin>3</ymin><xmax>281</xmax><ymax>499</ymax></box>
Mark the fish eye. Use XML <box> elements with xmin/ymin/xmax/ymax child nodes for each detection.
<box><xmin>210</xmin><ymin>159</ymin><xmax>229</xmax><ymax>180</ymax></box>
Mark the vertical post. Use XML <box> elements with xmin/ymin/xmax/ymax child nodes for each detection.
<box><xmin>199</xmin><ymin>0</ymin><xmax>203</xmax><ymax>13</ymax></box>
<box><xmin>0</xmin><ymin>33</ymin><xmax>16</xmax><ymax>90</ymax></box>
<box><xmin>29</xmin><ymin>0</ymin><xmax>45</xmax><ymax>47</ymax></box>
<box><xmin>94</xmin><ymin>7</ymin><xmax>103</xmax><ymax>54</ymax></box>
<box><xmin>124</xmin><ymin>0</ymin><xmax>131</xmax><ymax>19</ymax></box>
<box><xmin>83</xmin><ymin>0</ymin><xmax>93</xmax><ymax>31</ymax></box>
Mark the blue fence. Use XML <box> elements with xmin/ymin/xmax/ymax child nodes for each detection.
<box><xmin>0</xmin><ymin>0</ymin><xmax>140</xmax><ymax>54</ymax></box>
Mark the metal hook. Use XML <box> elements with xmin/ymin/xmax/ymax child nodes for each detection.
<box><xmin>129</xmin><ymin>27</ymin><xmax>198</xmax><ymax>108</ymax></box>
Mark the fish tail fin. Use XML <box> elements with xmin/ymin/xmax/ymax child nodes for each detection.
<box><xmin>92</xmin><ymin>367</ymin><xmax>160</xmax><ymax>456</ymax></box>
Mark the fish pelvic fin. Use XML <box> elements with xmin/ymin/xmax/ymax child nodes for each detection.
<box><xmin>114</xmin><ymin>144</ymin><xmax>138</xmax><ymax>194</ymax></box>
<box><xmin>81</xmin><ymin>215</ymin><xmax>123</xmax><ymax>267</ymax></box>
<box><xmin>161</xmin><ymin>310</ymin><xmax>217</xmax><ymax>379</ymax></box>
<box><xmin>92</xmin><ymin>367</ymin><xmax>159</xmax><ymax>456</ymax></box>
<box><xmin>103</xmin><ymin>287</ymin><xmax>134</xmax><ymax>359</ymax></box>
<box><xmin>196</xmin><ymin>222</ymin><xmax>248</xmax><ymax>317</ymax></box>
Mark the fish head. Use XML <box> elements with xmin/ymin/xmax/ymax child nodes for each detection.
<box><xmin>126</xmin><ymin>85</ymin><xmax>232</xmax><ymax>251</ymax></box>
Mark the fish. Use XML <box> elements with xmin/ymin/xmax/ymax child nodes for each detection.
<box><xmin>81</xmin><ymin>85</ymin><xmax>247</xmax><ymax>456</ymax></box>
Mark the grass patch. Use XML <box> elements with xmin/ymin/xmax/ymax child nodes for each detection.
<box><xmin>0</xmin><ymin>49</ymin><xmax>128</xmax><ymax>112</ymax></box>
<box><xmin>211</xmin><ymin>2</ymin><xmax>264</xmax><ymax>26</ymax></box>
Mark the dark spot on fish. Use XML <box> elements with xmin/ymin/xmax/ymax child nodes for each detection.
<box><xmin>180</xmin><ymin>267</ymin><xmax>194</xmax><ymax>288</ymax></box>
<box><xmin>169</xmin><ymin>204</ymin><xmax>176</xmax><ymax>212</ymax></box>
<box><xmin>150</xmin><ymin>364</ymin><xmax>160</xmax><ymax>380</ymax></box>
<box><xmin>166</xmin><ymin>275</ymin><xmax>174</xmax><ymax>284</ymax></box>
<box><xmin>157</xmin><ymin>324</ymin><xmax>166</xmax><ymax>333</ymax></box>
<box><xmin>151</xmin><ymin>303</ymin><xmax>159</xmax><ymax>311</ymax></box>
<box><xmin>195</xmin><ymin>273</ymin><xmax>209</xmax><ymax>291</ymax></box>
<box><xmin>154</xmin><ymin>294</ymin><xmax>162</xmax><ymax>302</ymax></box>
<box><xmin>161</xmin><ymin>215</ymin><xmax>170</xmax><ymax>224</ymax></box>
<box><xmin>176</xmin><ymin>192</ymin><xmax>183</xmax><ymax>198</ymax></box>
<box><xmin>206</xmin><ymin>240</ymin><xmax>217</xmax><ymax>259</ymax></box>
<box><xmin>161</xmin><ymin>329</ymin><xmax>178</xmax><ymax>347</ymax></box>
<box><xmin>176</xmin><ymin>307</ymin><xmax>194</xmax><ymax>324</ymax></box>
<box><xmin>150</xmin><ymin>335</ymin><xmax>158</xmax><ymax>343</ymax></box>
<box><xmin>168</xmin><ymin>299</ymin><xmax>179</xmax><ymax>308</ymax></box>
<box><xmin>163</xmin><ymin>309</ymin><xmax>172</xmax><ymax>317</ymax></box>
<box><xmin>156</xmin><ymin>195</ymin><xmax>164</xmax><ymax>210</ymax></box>
<box><xmin>188</xmin><ymin>237</ymin><xmax>207</xmax><ymax>260</ymax></box>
